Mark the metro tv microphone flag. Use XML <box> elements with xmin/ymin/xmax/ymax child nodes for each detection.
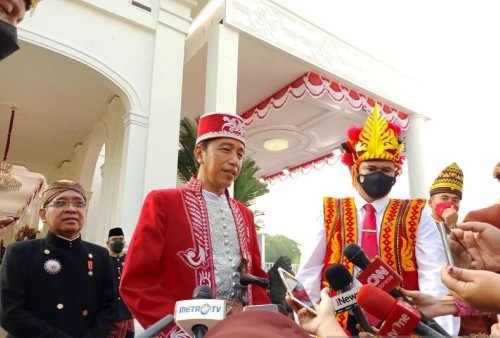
<box><xmin>357</xmin><ymin>285</ymin><xmax>447</xmax><ymax>338</ymax></box>
<box><xmin>175</xmin><ymin>285</ymin><xmax>226</xmax><ymax>338</ymax></box>
<box><xmin>325</xmin><ymin>264</ymin><xmax>374</xmax><ymax>334</ymax></box>
<box><xmin>343</xmin><ymin>243</ymin><xmax>451</xmax><ymax>337</ymax></box>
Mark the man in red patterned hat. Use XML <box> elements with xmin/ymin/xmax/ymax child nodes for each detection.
<box><xmin>295</xmin><ymin>105</ymin><xmax>457</xmax><ymax>336</ymax></box>
<box><xmin>120</xmin><ymin>112</ymin><xmax>270</xmax><ymax>338</ymax></box>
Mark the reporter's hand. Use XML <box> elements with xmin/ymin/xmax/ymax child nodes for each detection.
<box><xmin>491</xmin><ymin>314</ymin><xmax>500</xmax><ymax>337</ymax></box>
<box><xmin>286</xmin><ymin>287</ymin><xmax>347</xmax><ymax>337</ymax></box>
<box><xmin>0</xmin><ymin>216</ymin><xmax>16</xmax><ymax>232</ymax></box>
<box><xmin>450</xmin><ymin>222</ymin><xmax>500</xmax><ymax>270</ymax></box>
<box><xmin>441</xmin><ymin>265</ymin><xmax>500</xmax><ymax>313</ymax></box>
<box><xmin>356</xmin><ymin>323</ymin><xmax>378</xmax><ymax>337</ymax></box>
<box><xmin>400</xmin><ymin>288</ymin><xmax>456</xmax><ymax>318</ymax></box>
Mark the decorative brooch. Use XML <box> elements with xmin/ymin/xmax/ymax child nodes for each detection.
<box><xmin>88</xmin><ymin>253</ymin><xmax>94</xmax><ymax>276</ymax></box>
<box><xmin>44</xmin><ymin>259</ymin><xmax>62</xmax><ymax>275</ymax></box>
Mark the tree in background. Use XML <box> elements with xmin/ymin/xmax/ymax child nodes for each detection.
<box><xmin>264</xmin><ymin>234</ymin><xmax>301</xmax><ymax>264</ymax></box>
<box><xmin>177</xmin><ymin>117</ymin><xmax>269</xmax><ymax>224</ymax></box>
<box><xmin>177</xmin><ymin>117</ymin><xmax>198</xmax><ymax>183</ymax></box>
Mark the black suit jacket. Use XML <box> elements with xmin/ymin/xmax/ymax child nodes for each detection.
<box><xmin>0</xmin><ymin>231</ymin><xmax>116</xmax><ymax>337</ymax></box>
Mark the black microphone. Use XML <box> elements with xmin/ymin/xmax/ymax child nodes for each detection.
<box><xmin>191</xmin><ymin>285</ymin><xmax>212</xmax><ymax>338</ymax></box>
<box><xmin>343</xmin><ymin>243</ymin><xmax>451</xmax><ymax>337</ymax></box>
<box><xmin>325</xmin><ymin>264</ymin><xmax>375</xmax><ymax>334</ymax></box>
<box><xmin>136</xmin><ymin>314</ymin><xmax>175</xmax><ymax>338</ymax></box>
<box><xmin>239</xmin><ymin>273</ymin><xmax>269</xmax><ymax>289</ymax></box>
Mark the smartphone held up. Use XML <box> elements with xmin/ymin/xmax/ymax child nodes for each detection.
<box><xmin>278</xmin><ymin>267</ymin><xmax>317</xmax><ymax>315</ymax></box>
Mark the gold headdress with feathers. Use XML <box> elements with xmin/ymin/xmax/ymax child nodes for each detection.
<box><xmin>341</xmin><ymin>104</ymin><xmax>404</xmax><ymax>179</ymax></box>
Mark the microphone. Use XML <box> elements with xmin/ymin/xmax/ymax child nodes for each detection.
<box><xmin>343</xmin><ymin>243</ymin><xmax>402</xmax><ymax>293</ymax></box>
<box><xmin>357</xmin><ymin>284</ymin><xmax>447</xmax><ymax>338</ymax></box>
<box><xmin>239</xmin><ymin>273</ymin><xmax>269</xmax><ymax>289</ymax></box>
<box><xmin>136</xmin><ymin>314</ymin><xmax>175</xmax><ymax>338</ymax></box>
<box><xmin>343</xmin><ymin>243</ymin><xmax>451</xmax><ymax>337</ymax></box>
<box><xmin>325</xmin><ymin>264</ymin><xmax>375</xmax><ymax>334</ymax></box>
<box><xmin>175</xmin><ymin>285</ymin><xmax>226</xmax><ymax>338</ymax></box>
<box><xmin>437</xmin><ymin>221</ymin><xmax>455</xmax><ymax>266</ymax></box>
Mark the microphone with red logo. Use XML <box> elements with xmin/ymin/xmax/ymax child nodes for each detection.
<box><xmin>325</xmin><ymin>264</ymin><xmax>375</xmax><ymax>334</ymax></box>
<box><xmin>357</xmin><ymin>284</ymin><xmax>447</xmax><ymax>338</ymax></box>
<box><xmin>343</xmin><ymin>243</ymin><xmax>451</xmax><ymax>337</ymax></box>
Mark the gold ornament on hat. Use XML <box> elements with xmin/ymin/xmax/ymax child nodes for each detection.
<box><xmin>26</xmin><ymin>0</ymin><xmax>41</xmax><ymax>15</ymax></box>
<box><xmin>341</xmin><ymin>104</ymin><xmax>404</xmax><ymax>180</ymax></box>
<box><xmin>357</xmin><ymin>105</ymin><xmax>403</xmax><ymax>162</ymax></box>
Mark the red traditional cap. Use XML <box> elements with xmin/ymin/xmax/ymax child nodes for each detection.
<box><xmin>196</xmin><ymin>112</ymin><xmax>245</xmax><ymax>146</ymax></box>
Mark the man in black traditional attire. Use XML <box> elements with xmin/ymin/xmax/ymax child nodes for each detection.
<box><xmin>106</xmin><ymin>227</ymin><xmax>134</xmax><ymax>338</ymax></box>
<box><xmin>0</xmin><ymin>180</ymin><xmax>116</xmax><ymax>337</ymax></box>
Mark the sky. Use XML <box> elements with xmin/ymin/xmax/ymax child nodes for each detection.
<box><xmin>253</xmin><ymin>0</ymin><xmax>500</xmax><ymax>248</ymax></box>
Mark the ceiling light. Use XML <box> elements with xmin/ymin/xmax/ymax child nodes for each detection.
<box><xmin>0</xmin><ymin>108</ymin><xmax>22</xmax><ymax>192</ymax></box>
<box><xmin>0</xmin><ymin>162</ymin><xmax>22</xmax><ymax>192</ymax></box>
<box><xmin>263</xmin><ymin>138</ymin><xmax>289</xmax><ymax>152</ymax></box>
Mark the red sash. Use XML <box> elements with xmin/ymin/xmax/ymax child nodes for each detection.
<box><xmin>322</xmin><ymin>197</ymin><xmax>424</xmax><ymax>327</ymax></box>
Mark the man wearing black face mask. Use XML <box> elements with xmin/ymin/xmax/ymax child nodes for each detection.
<box><xmin>296</xmin><ymin>105</ymin><xmax>456</xmax><ymax>336</ymax></box>
<box><xmin>0</xmin><ymin>0</ymin><xmax>40</xmax><ymax>61</ymax></box>
<box><xmin>106</xmin><ymin>227</ymin><xmax>135</xmax><ymax>338</ymax></box>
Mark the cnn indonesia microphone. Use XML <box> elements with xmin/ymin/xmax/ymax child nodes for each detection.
<box><xmin>343</xmin><ymin>243</ymin><xmax>451</xmax><ymax>337</ymax></box>
<box><xmin>357</xmin><ymin>284</ymin><xmax>447</xmax><ymax>338</ymax></box>
<box><xmin>325</xmin><ymin>263</ymin><xmax>375</xmax><ymax>334</ymax></box>
<box><xmin>174</xmin><ymin>285</ymin><xmax>226</xmax><ymax>338</ymax></box>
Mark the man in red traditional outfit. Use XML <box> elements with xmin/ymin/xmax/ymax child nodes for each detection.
<box><xmin>296</xmin><ymin>105</ymin><xmax>457</xmax><ymax>335</ymax></box>
<box><xmin>120</xmin><ymin>112</ymin><xmax>270</xmax><ymax>337</ymax></box>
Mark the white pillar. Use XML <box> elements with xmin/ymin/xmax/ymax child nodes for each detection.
<box><xmin>204</xmin><ymin>23</ymin><xmax>240</xmax><ymax>113</ymax></box>
<box><xmin>143</xmin><ymin>0</ymin><xmax>196</xmax><ymax>193</ymax></box>
<box><xmin>204</xmin><ymin>23</ymin><xmax>239</xmax><ymax>196</ymax></box>
<box><xmin>405</xmin><ymin>114</ymin><xmax>428</xmax><ymax>199</ymax></box>
<box><xmin>118</xmin><ymin>112</ymin><xmax>149</xmax><ymax>239</ymax></box>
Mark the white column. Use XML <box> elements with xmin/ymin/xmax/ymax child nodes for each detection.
<box><xmin>118</xmin><ymin>112</ymin><xmax>149</xmax><ymax>239</ymax></box>
<box><xmin>405</xmin><ymin>114</ymin><xmax>428</xmax><ymax>199</ymax></box>
<box><xmin>143</xmin><ymin>0</ymin><xmax>196</xmax><ymax>193</ymax></box>
<box><xmin>204</xmin><ymin>23</ymin><xmax>239</xmax><ymax>113</ymax></box>
<box><xmin>204</xmin><ymin>23</ymin><xmax>239</xmax><ymax>196</ymax></box>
